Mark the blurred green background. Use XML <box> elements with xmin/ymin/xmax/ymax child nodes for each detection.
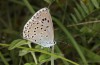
<box><xmin>0</xmin><ymin>0</ymin><xmax>100</xmax><ymax>65</ymax></box>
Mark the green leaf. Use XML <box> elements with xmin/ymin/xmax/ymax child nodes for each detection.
<box><xmin>80</xmin><ymin>45</ymin><xmax>100</xmax><ymax>63</ymax></box>
<box><xmin>39</xmin><ymin>53</ymin><xmax>59</xmax><ymax>64</ymax></box>
<box><xmin>35</xmin><ymin>45</ymin><xmax>41</xmax><ymax>49</ymax></box>
<box><xmin>91</xmin><ymin>0</ymin><xmax>99</xmax><ymax>9</ymax></box>
<box><xmin>76</xmin><ymin>2</ymin><xmax>86</xmax><ymax>18</ymax></box>
<box><xmin>8</xmin><ymin>39</ymin><xmax>30</xmax><ymax>50</ymax></box>
<box><xmin>80</xmin><ymin>26</ymin><xmax>92</xmax><ymax>34</ymax></box>
<box><xmin>19</xmin><ymin>49</ymin><xmax>30</xmax><ymax>56</ymax></box>
<box><xmin>39</xmin><ymin>54</ymin><xmax>51</xmax><ymax>63</ymax></box>
<box><xmin>80</xmin><ymin>1</ymin><xmax>89</xmax><ymax>14</ymax></box>
<box><xmin>74</xmin><ymin>8</ymin><xmax>82</xmax><ymax>21</ymax></box>
<box><xmin>8</xmin><ymin>39</ymin><xmax>22</xmax><ymax>50</ymax></box>
<box><xmin>87</xmin><ymin>0</ymin><xmax>94</xmax><ymax>12</ymax></box>
<box><xmin>70</xmin><ymin>13</ymin><xmax>78</xmax><ymax>23</ymax></box>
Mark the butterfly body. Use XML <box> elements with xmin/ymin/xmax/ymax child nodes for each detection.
<box><xmin>23</xmin><ymin>8</ymin><xmax>55</xmax><ymax>47</ymax></box>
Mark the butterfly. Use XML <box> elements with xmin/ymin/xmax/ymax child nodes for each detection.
<box><xmin>23</xmin><ymin>8</ymin><xmax>55</xmax><ymax>47</ymax></box>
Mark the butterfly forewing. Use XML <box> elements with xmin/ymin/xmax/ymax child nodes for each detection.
<box><xmin>23</xmin><ymin>8</ymin><xmax>54</xmax><ymax>47</ymax></box>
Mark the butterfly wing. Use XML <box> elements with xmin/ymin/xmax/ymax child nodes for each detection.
<box><xmin>23</xmin><ymin>8</ymin><xmax>54</xmax><ymax>47</ymax></box>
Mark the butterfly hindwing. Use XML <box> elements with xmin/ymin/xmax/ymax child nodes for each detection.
<box><xmin>23</xmin><ymin>8</ymin><xmax>54</xmax><ymax>47</ymax></box>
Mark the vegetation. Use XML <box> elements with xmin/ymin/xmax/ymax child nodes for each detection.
<box><xmin>0</xmin><ymin>0</ymin><xmax>100</xmax><ymax>65</ymax></box>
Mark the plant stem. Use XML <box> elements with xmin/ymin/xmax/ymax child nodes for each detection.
<box><xmin>28</xmin><ymin>43</ymin><xmax>38</xmax><ymax>64</ymax></box>
<box><xmin>51</xmin><ymin>46</ymin><xmax>54</xmax><ymax>65</ymax></box>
